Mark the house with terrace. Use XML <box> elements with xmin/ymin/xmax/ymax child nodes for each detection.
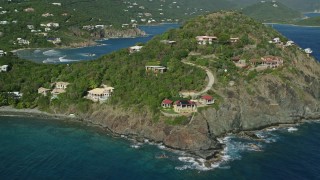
<box><xmin>38</xmin><ymin>87</ymin><xmax>51</xmax><ymax>96</ymax></box>
<box><xmin>129</xmin><ymin>45</ymin><xmax>143</xmax><ymax>53</ymax></box>
<box><xmin>86</xmin><ymin>85</ymin><xmax>114</xmax><ymax>102</ymax></box>
<box><xmin>196</xmin><ymin>36</ymin><xmax>217</xmax><ymax>45</ymax></box>
<box><xmin>174</xmin><ymin>100</ymin><xmax>197</xmax><ymax>114</ymax></box>
<box><xmin>145</xmin><ymin>61</ymin><xmax>167</xmax><ymax>74</ymax></box>
<box><xmin>51</xmin><ymin>82</ymin><xmax>69</xmax><ymax>98</ymax></box>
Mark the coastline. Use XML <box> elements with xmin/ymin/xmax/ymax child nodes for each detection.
<box><xmin>1</xmin><ymin>106</ymin><xmax>319</xmax><ymax>165</ymax></box>
<box><xmin>264</xmin><ymin>22</ymin><xmax>320</xmax><ymax>28</ymax></box>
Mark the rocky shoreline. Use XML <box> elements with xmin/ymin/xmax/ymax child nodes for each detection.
<box><xmin>1</xmin><ymin>105</ymin><xmax>319</xmax><ymax>165</ymax></box>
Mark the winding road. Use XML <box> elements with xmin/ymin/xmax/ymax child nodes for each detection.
<box><xmin>181</xmin><ymin>60</ymin><xmax>215</xmax><ymax>96</ymax></box>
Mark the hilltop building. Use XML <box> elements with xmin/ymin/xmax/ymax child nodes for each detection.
<box><xmin>196</xmin><ymin>36</ymin><xmax>217</xmax><ymax>45</ymax></box>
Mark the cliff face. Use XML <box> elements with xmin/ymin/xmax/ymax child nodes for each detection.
<box><xmin>199</xmin><ymin>56</ymin><xmax>320</xmax><ymax>137</ymax></box>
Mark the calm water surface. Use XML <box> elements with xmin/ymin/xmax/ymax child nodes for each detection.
<box><xmin>1</xmin><ymin>116</ymin><xmax>320</xmax><ymax>179</ymax></box>
<box><xmin>16</xmin><ymin>24</ymin><xmax>180</xmax><ymax>64</ymax></box>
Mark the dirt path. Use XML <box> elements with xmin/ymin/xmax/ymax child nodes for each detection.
<box><xmin>182</xmin><ymin>60</ymin><xmax>215</xmax><ymax>96</ymax></box>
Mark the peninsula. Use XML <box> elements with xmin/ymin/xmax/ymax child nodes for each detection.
<box><xmin>0</xmin><ymin>11</ymin><xmax>319</xmax><ymax>160</ymax></box>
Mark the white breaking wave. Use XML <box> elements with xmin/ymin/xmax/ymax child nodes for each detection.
<box><xmin>43</xmin><ymin>58</ymin><xmax>60</xmax><ymax>64</ymax></box>
<box><xmin>59</xmin><ymin>56</ymin><xmax>79</xmax><ymax>62</ymax></box>
<box><xmin>288</xmin><ymin>127</ymin><xmax>298</xmax><ymax>132</ymax></box>
<box><xmin>43</xmin><ymin>49</ymin><xmax>61</xmax><ymax>56</ymax></box>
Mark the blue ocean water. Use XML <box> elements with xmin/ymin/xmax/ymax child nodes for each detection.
<box><xmin>1</xmin><ymin>116</ymin><xmax>320</xmax><ymax>179</ymax></box>
<box><xmin>304</xmin><ymin>12</ymin><xmax>320</xmax><ymax>18</ymax></box>
<box><xmin>273</xmin><ymin>24</ymin><xmax>320</xmax><ymax>61</ymax></box>
<box><xmin>16</xmin><ymin>24</ymin><xmax>179</xmax><ymax>64</ymax></box>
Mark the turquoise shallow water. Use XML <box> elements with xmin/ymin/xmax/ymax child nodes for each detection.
<box><xmin>1</xmin><ymin>116</ymin><xmax>320</xmax><ymax>179</ymax></box>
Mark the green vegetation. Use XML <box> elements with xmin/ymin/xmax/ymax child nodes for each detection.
<box><xmin>165</xmin><ymin>116</ymin><xmax>189</xmax><ymax>125</ymax></box>
<box><xmin>0</xmin><ymin>11</ymin><xmax>302</xmax><ymax>121</ymax></box>
<box><xmin>295</xmin><ymin>17</ymin><xmax>320</xmax><ymax>26</ymax></box>
<box><xmin>242</xmin><ymin>1</ymin><xmax>302</xmax><ymax>23</ymax></box>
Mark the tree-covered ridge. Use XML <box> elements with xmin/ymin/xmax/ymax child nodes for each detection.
<box><xmin>230</xmin><ymin>0</ymin><xmax>320</xmax><ymax>12</ymax></box>
<box><xmin>242</xmin><ymin>1</ymin><xmax>302</xmax><ymax>23</ymax></box>
<box><xmin>0</xmin><ymin>11</ymin><xmax>304</xmax><ymax>117</ymax></box>
<box><xmin>0</xmin><ymin>0</ymin><xmax>237</xmax><ymax>51</ymax></box>
<box><xmin>295</xmin><ymin>16</ymin><xmax>320</xmax><ymax>26</ymax></box>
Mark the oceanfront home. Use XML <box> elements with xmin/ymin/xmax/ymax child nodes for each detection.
<box><xmin>38</xmin><ymin>87</ymin><xmax>51</xmax><ymax>96</ymax></box>
<box><xmin>0</xmin><ymin>65</ymin><xmax>9</xmax><ymax>72</ymax></box>
<box><xmin>200</xmin><ymin>95</ymin><xmax>215</xmax><ymax>105</ymax></box>
<box><xmin>51</xmin><ymin>82</ymin><xmax>69</xmax><ymax>97</ymax></box>
<box><xmin>285</xmin><ymin>41</ymin><xmax>294</xmax><ymax>47</ymax></box>
<box><xmin>174</xmin><ymin>100</ymin><xmax>197</xmax><ymax>113</ymax></box>
<box><xmin>304</xmin><ymin>48</ymin><xmax>313</xmax><ymax>57</ymax></box>
<box><xmin>196</xmin><ymin>36</ymin><xmax>218</xmax><ymax>45</ymax></box>
<box><xmin>129</xmin><ymin>45</ymin><xmax>143</xmax><ymax>53</ymax></box>
<box><xmin>86</xmin><ymin>85</ymin><xmax>114</xmax><ymax>102</ymax></box>
<box><xmin>161</xmin><ymin>99</ymin><xmax>173</xmax><ymax>108</ymax></box>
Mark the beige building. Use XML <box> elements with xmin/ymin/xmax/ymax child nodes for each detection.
<box><xmin>145</xmin><ymin>66</ymin><xmax>167</xmax><ymax>74</ymax></box>
<box><xmin>129</xmin><ymin>46</ymin><xmax>143</xmax><ymax>53</ymax></box>
<box><xmin>86</xmin><ymin>85</ymin><xmax>114</xmax><ymax>102</ymax></box>
<box><xmin>38</xmin><ymin>87</ymin><xmax>51</xmax><ymax>96</ymax></box>
<box><xmin>196</xmin><ymin>36</ymin><xmax>218</xmax><ymax>45</ymax></box>
<box><xmin>51</xmin><ymin>82</ymin><xmax>69</xmax><ymax>97</ymax></box>
<box><xmin>174</xmin><ymin>100</ymin><xmax>197</xmax><ymax>113</ymax></box>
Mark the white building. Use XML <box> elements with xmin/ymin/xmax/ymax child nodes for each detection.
<box><xmin>0</xmin><ymin>49</ymin><xmax>4</xmax><ymax>57</ymax></box>
<box><xmin>0</xmin><ymin>65</ymin><xmax>9</xmax><ymax>72</ymax></box>
<box><xmin>129</xmin><ymin>45</ymin><xmax>143</xmax><ymax>53</ymax></box>
<box><xmin>196</xmin><ymin>36</ymin><xmax>218</xmax><ymax>45</ymax></box>
<box><xmin>86</xmin><ymin>85</ymin><xmax>114</xmax><ymax>102</ymax></box>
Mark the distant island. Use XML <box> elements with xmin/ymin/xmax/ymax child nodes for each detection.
<box><xmin>242</xmin><ymin>1</ymin><xmax>302</xmax><ymax>23</ymax></box>
<box><xmin>295</xmin><ymin>16</ymin><xmax>320</xmax><ymax>26</ymax></box>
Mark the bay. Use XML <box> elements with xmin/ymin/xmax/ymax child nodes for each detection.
<box><xmin>273</xmin><ymin>24</ymin><xmax>320</xmax><ymax>61</ymax></box>
<box><xmin>15</xmin><ymin>24</ymin><xmax>180</xmax><ymax>64</ymax></box>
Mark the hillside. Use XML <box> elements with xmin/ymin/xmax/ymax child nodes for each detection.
<box><xmin>242</xmin><ymin>1</ymin><xmax>302</xmax><ymax>22</ymax></box>
<box><xmin>295</xmin><ymin>16</ymin><xmax>320</xmax><ymax>26</ymax></box>
<box><xmin>1</xmin><ymin>11</ymin><xmax>320</xmax><ymax>159</ymax></box>
<box><xmin>0</xmin><ymin>0</ymin><xmax>236</xmax><ymax>51</ymax></box>
<box><xmin>230</xmin><ymin>0</ymin><xmax>320</xmax><ymax>12</ymax></box>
